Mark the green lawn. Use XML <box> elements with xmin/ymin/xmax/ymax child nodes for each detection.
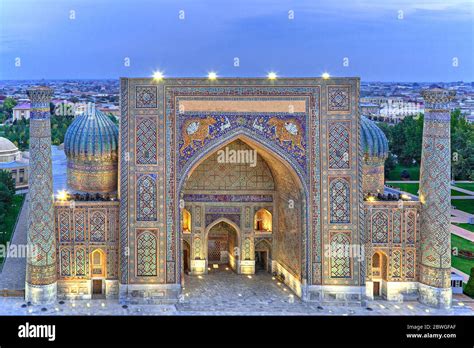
<box><xmin>391</xmin><ymin>183</ymin><xmax>419</xmax><ymax>195</ymax></box>
<box><xmin>0</xmin><ymin>194</ymin><xmax>25</xmax><ymax>266</ymax></box>
<box><xmin>387</xmin><ymin>182</ymin><xmax>469</xmax><ymax>197</ymax></box>
<box><xmin>387</xmin><ymin>164</ymin><xmax>420</xmax><ymax>181</ymax></box>
<box><xmin>452</xmin><ymin>199</ymin><xmax>474</xmax><ymax>214</ymax></box>
<box><xmin>454</xmin><ymin>223</ymin><xmax>474</xmax><ymax>233</ymax></box>
<box><xmin>454</xmin><ymin>183</ymin><xmax>474</xmax><ymax>192</ymax></box>
<box><xmin>451</xmin><ymin>234</ymin><xmax>474</xmax><ymax>275</ymax></box>
<box><xmin>451</xmin><ymin>190</ymin><xmax>470</xmax><ymax>197</ymax></box>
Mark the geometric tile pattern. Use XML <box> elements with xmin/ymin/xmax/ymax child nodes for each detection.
<box><xmin>90</xmin><ymin>211</ymin><xmax>106</xmax><ymax>242</ymax></box>
<box><xmin>74</xmin><ymin>210</ymin><xmax>86</xmax><ymax>242</ymax></box>
<box><xmin>405</xmin><ymin>249</ymin><xmax>415</xmax><ymax>279</ymax></box>
<box><xmin>330</xmin><ymin>232</ymin><xmax>351</xmax><ymax>278</ymax></box>
<box><xmin>184</xmin><ymin>140</ymin><xmax>275</xmax><ymax>191</ymax></box>
<box><xmin>419</xmin><ymin>89</ymin><xmax>455</xmax><ymax>288</ymax></box>
<box><xmin>328</xmin><ymin>122</ymin><xmax>350</xmax><ymax>169</ymax></box>
<box><xmin>136</xmin><ymin>118</ymin><xmax>157</xmax><ymax>164</ymax></box>
<box><xmin>405</xmin><ymin>211</ymin><xmax>416</xmax><ymax>245</ymax></box>
<box><xmin>327</xmin><ymin>85</ymin><xmax>350</xmax><ymax>112</ymax></box>
<box><xmin>26</xmin><ymin>87</ymin><xmax>57</xmax><ymax>288</ymax></box>
<box><xmin>75</xmin><ymin>248</ymin><xmax>87</xmax><ymax>277</ymax></box>
<box><xmin>59</xmin><ymin>211</ymin><xmax>71</xmax><ymax>242</ymax></box>
<box><xmin>392</xmin><ymin>210</ymin><xmax>402</xmax><ymax>244</ymax></box>
<box><xmin>372</xmin><ymin>211</ymin><xmax>388</xmax><ymax>244</ymax></box>
<box><xmin>60</xmin><ymin>248</ymin><xmax>72</xmax><ymax>277</ymax></box>
<box><xmin>136</xmin><ymin>174</ymin><xmax>157</xmax><ymax>221</ymax></box>
<box><xmin>136</xmin><ymin>86</ymin><xmax>157</xmax><ymax>108</ymax></box>
<box><xmin>329</xmin><ymin>177</ymin><xmax>351</xmax><ymax>223</ymax></box>
<box><xmin>391</xmin><ymin>249</ymin><xmax>401</xmax><ymax>278</ymax></box>
<box><xmin>136</xmin><ymin>231</ymin><xmax>157</xmax><ymax>276</ymax></box>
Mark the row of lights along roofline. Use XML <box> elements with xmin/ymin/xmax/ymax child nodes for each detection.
<box><xmin>152</xmin><ymin>71</ymin><xmax>331</xmax><ymax>81</ymax></box>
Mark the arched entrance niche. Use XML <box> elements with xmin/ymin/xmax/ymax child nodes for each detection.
<box><xmin>90</xmin><ymin>248</ymin><xmax>106</xmax><ymax>298</ymax></box>
<box><xmin>371</xmin><ymin>250</ymin><xmax>388</xmax><ymax>298</ymax></box>
<box><xmin>255</xmin><ymin>239</ymin><xmax>272</xmax><ymax>272</ymax></box>
<box><xmin>204</xmin><ymin>218</ymin><xmax>240</xmax><ymax>272</ymax></box>
<box><xmin>178</xmin><ymin>133</ymin><xmax>308</xmax><ymax>297</ymax></box>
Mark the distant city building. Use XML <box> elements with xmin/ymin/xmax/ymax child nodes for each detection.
<box><xmin>361</xmin><ymin>97</ymin><xmax>424</xmax><ymax>123</ymax></box>
<box><xmin>0</xmin><ymin>137</ymin><xmax>29</xmax><ymax>189</ymax></box>
<box><xmin>12</xmin><ymin>102</ymin><xmax>31</xmax><ymax>121</ymax></box>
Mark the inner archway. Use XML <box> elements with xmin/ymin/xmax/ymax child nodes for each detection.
<box><xmin>179</xmin><ymin>135</ymin><xmax>307</xmax><ymax>297</ymax></box>
<box><xmin>206</xmin><ymin>220</ymin><xmax>239</xmax><ymax>271</ymax></box>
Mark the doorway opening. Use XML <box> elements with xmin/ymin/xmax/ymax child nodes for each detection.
<box><xmin>206</xmin><ymin>221</ymin><xmax>239</xmax><ymax>271</ymax></box>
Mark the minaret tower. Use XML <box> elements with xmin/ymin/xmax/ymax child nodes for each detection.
<box><xmin>418</xmin><ymin>88</ymin><xmax>456</xmax><ymax>308</ymax></box>
<box><xmin>25</xmin><ymin>86</ymin><xmax>57</xmax><ymax>304</ymax></box>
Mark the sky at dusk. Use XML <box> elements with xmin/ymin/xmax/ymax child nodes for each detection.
<box><xmin>0</xmin><ymin>0</ymin><xmax>473</xmax><ymax>81</ymax></box>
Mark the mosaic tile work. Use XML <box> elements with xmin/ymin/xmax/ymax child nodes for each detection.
<box><xmin>136</xmin><ymin>117</ymin><xmax>157</xmax><ymax>164</ymax></box>
<box><xmin>372</xmin><ymin>211</ymin><xmax>388</xmax><ymax>244</ymax></box>
<box><xmin>328</xmin><ymin>122</ymin><xmax>350</xmax><ymax>169</ymax></box>
<box><xmin>136</xmin><ymin>174</ymin><xmax>157</xmax><ymax>221</ymax></box>
<box><xmin>25</xmin><ymin>87</ymin><xmax>57</xmax><ymax>295</ymax></box>
<box><xmin>177</xmin><ymin>111</ymin><xmax>308</xmax><ymax>173</ymax></box>
<box><xmin>419</xmin><ymin>89</ymin><xmax>455</xmax><ymax>289</ymax></box>
<box><xmin>329</xmin><ymin>177</ymin><xmax>351</xmax><ymax>224</ymax></box>
<box><xmin>327</xmin><ymin>85</ymin><xmax>350</xmax><ymax>112</ymax></box>
<box><xmin>136</xmin><ymin>230</ymin><xmax>158</xmax><ymax>276</ymax></box>
<box><xmin>330</xmin><ymin>232</ymin><xmax>352</xmax><ymax>278</ymax></box>
<box><xmin>136</xmin><ymin>86</ymin><xmax>157</xmax><ymax>108</ymax></box>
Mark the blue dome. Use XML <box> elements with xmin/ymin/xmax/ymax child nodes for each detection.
<box><xmin>64</xmin><ymin>109</ymin><xmax>118</xmax><ymax>161</ymax></box>
<box><xmin>361</xmin><ymin>116</ymin><xmax>388</xmax><ymax>161</ymax></box>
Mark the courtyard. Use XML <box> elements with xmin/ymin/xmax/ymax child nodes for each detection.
<box><xmin>0</xmin><ymin>268</ymin><xmax>472</xmax><ymax>316</ymax></box>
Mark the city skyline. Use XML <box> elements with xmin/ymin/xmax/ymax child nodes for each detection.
<box><xmin>0</xmin><ymin>0</ymin><xmax>473</xmax><ymax>82</ymax></box>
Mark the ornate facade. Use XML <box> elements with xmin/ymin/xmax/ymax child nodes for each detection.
<box><xmin>25</xmin><ymin>79</ymin><xmax>455</xmax><ymax>308</ymax></box>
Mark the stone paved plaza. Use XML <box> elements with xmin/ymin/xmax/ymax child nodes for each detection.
<box><xmin>0</xmin><ymin>268</ymin><xmax>472</xmax><ymax>316</ymax></box>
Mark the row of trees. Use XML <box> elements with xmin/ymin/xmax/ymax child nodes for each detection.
<box><xmin>379</xmin><ymin>109</ymin><xmax>474</xmax><ymax>180</ymax></box>
<box><xmin>0</xmin><ymin>170</ymin><xmax>16</xmax><ymax>237</ymax></box>
<box><xmin>1</xmin><ymin>115</ymin><xmax>75</xmax><ymax>150</ymax></box>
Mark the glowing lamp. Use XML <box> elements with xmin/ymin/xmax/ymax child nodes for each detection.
<box><xmin>267</xmin><ymin>72</ymin><xmax>277</xmax><ymax>80</ymax></box>
<box><xmin>152</xmin><ymin>71</ymin><xmax>164</xmax><ymax>81</ymax></box>
<box><xmin>57</xmin><ymin>190</ymin><xmax>69</xmax><ymax>201</ymax></box>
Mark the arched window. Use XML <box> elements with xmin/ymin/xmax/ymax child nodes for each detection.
<box><xmin>136</xmin><ymin>231</ymin><xmax>157</xmax><ymax>276</ymax></box>
<box><xmin>329</xmin><ymin>178</ymin><xmax>350</xmax><ymax>223</ymax></box>
<box><xmin>330</xmin><ymin>233</ymin><xmax>351</xmax><ymax>278</ymax></box>
<box><xmin>372</xmin><ymin>252</ymin><xmax>380</xmax><ymax>268</ymax></box>
<box><xmin>137</xmin><ymin>174</ymin><xmax>157</xmax><ymax>221</ymax></box>
<box><xmin>91</xmin><ymin>249</ymin><xmax>105</xmax><ymax>277</ymax></box>
<box><xmin>254</xmin><ymin>208</ymin><xmax>272</xmax><ymax>232</ymax></box>
<box><xmin>182</xmin><ymin>209</ymin><xmax>191</xmax><ymax>233</ymax></box>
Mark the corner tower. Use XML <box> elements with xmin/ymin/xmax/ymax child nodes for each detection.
<box><xmin>25</xmin><ymin>86</ymin><xmax>57</xmax><ymax>304</ymax></box>
<box><xmin>418</xmin><ymin>88</ymin><xmax>456</xmax><ymax>308</ymax></box>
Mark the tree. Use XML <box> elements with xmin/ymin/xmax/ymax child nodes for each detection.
<box><xmin>0</xmin><ymin>170</ymin><xmax>15</xmax><ymax>194</ymax></box>
<box><xmin>464</xmin><ymin>267</ymin><xmax>474</xmax><ymax>298</ymax></box>
<box><xmin>2</xmin><ymin>97</ymin><xmax>17</xmax><ymax>116</ymax></box>
<box><xmin>0</xmin><ymin>182</ymin><xmax>13</xmax><ymax>204</ymax></box>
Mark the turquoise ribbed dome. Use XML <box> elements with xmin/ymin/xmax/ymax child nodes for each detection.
<box><xmin>361</xmin><ymin>116</ymin><xmax>388</xmax><ymax>161</ymax></box>
<box><xmin>64</xmin><ymin>109</ymin><xmax>118</xmax><ymax>161</ymax></box>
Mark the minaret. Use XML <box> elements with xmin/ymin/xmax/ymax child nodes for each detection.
<box><xmin>25</xmin><ymin>86</ymin><xmax>57</xmax><ymax>304</ymax></box>
<box><xmin>418</xmin><ymin>88</ymin><xmax>456</xmax><ymax>309</ymax></box>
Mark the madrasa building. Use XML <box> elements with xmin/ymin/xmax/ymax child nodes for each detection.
<box><xmin>24</xmin><ymin>78</ymin><xmax>455</xmax><ymax>309</ymax></box>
